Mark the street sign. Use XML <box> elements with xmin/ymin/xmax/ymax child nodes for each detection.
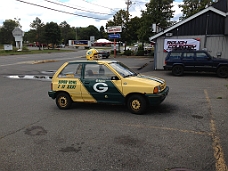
<box><xmin>107</xmin><ymin>26</ymin><xmax>122</xmax><ymax>33</ymax></box>
<box><xmin>108</xmin><ymin>34</ymin><xmax>121</xmax><ymax>39</ymax></box>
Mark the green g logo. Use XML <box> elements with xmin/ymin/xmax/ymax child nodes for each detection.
<box><xmin>93</xmin><ymin>83</ymin><xmax>108</xmax><ymax>93</ymax></box>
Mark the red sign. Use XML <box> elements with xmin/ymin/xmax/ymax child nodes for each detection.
<box><xmin>107</xmin><ymin>26</ymin><xmax>122</xmax><ymax>33</ymax></box>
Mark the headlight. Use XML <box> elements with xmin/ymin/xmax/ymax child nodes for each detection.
<box><xmin>153</xmin><ymin>86</ymin><xmax>161</xmax><ymax>94</ymax></box>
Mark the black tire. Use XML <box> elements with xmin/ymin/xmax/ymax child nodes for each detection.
<box><xmin>172</xmin><ymin>65</ymin><xmax>184</xmax><ymax>76</ymax></box>
<box><xmin>56</xmin><ymin>92</ymin><xmax>72</xmax><ymax>109</ymax></box>
<box><xmin>217</xmin><ymin>66</ymin><xmax>228</xmax><ymax>78</ymax></box>
<box><xmin>127</xmin><ymin>94</ymin><xmax>147</xmax><ymax>115</ymax></box>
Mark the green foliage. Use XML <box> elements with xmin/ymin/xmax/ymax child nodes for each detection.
<box><xmin>127</xmin><ymin>17</ymin><xmax>142</xmax><ymax>44</ymax></box>
<box><xmin>59</xmin><ymin>21</ymin><xmax>71</xmax><ymax>45</ymax></box>
<box><xmin>136</xmin><ymin>50</ymin><xmax>144</xmax><ymax>56</ymax></box>
<box><xmin>138</xmin><ymin>0</ymin><xmax>174</xmax><ymax>43</ymax></box>
<box><xmin>0</xmin><ymin>19</ymin><xmax>19</xmax><ymax>44</ymax></box>
<box><xmin>44</xmin><ymin>22</ymin><xmax>61</xmax><ymax>47</ymax></box>
<box><xmin>99</xmin><ymin>26</ymin><xmax>107</xmax><ymax>38</ymax></box>
<box><xmin>29</xmin><ymin>17</ymin><xmax>45</xmax><ymax>50</ymax></box>
<box><xmin>0</xmin><ymin>3</ymin><xmax>177</xmax><ymax>47</ymax></box>
<box><xmin>106</xmin><ymin>9</ymin><xmax>134</xmax><ymax>44</ymax></box>
<box><xmin>138</xmin><ymin>44</ymin><xmax>144</xmax><ymax>51</ymax></box>
<box><xmin>22</xmin><ymin>46</ymin><xmax>29</xmax><ymax>51</ymax></box>
<box><xmin>179</xmin><ymin>0</ymin><xmax>213</xmax><ymax>20</ymax></box>
<box><xmin>123</xmin><ymin>50</ymin><xmax>132</xmax><ymax>56</ymax></box>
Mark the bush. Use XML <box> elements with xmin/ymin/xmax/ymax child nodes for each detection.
<box><xmin>22</xmin><ymin>46</ymin><xmax>29</xmax><ymax>51</ymax></box>
<box><xmin>136</xmin><ymin>50</ymin><xmax>144</xmax><ymax>56</ymax></box>
<box><xmin>123</xmin><ymin>50</ymin><xmax>132</xmax><ymax>56</ymax></box>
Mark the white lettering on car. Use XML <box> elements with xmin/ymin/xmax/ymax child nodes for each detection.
<box><xmin>93</xmin><ymin>83</ymin><xmax>108</xmax><ymax>93</ymax></box>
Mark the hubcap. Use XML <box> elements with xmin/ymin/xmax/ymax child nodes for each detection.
<box><xmin>219</xmin><ymin>68</ymin><xmax>228</xmax><ymax>77</ymax></box>
<box><xmin>58</xmin><ymin>96</ymin><xmax>67</xmax><ymax>107</ymax></box>
<box><xmin>132</xmin><ymin>100</ymin><xmax>141</xmax><ymax>110</ymax></box>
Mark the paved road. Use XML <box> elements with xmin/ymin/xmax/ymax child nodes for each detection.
<box><xmin>0</xmin><ymin>52</ymin><xmax>227</xmax><ymax>171</ymax></box>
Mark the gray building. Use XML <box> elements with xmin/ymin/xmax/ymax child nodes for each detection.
<box><xmin>149</xmin><ymin>0</ymin><xmax>228</xmax><ymax>70</ymax></box>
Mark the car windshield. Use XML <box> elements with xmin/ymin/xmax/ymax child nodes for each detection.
<box><xmin>109</xmin><ymin>62</ymin><xmax>137</xmax><ymax>77</ymax></box>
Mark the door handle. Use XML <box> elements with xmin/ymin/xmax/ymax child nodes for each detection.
<box><xmin>84</xmin><ymin>81</ymin><xmax>90</xmax><ymax>84</ymax></box>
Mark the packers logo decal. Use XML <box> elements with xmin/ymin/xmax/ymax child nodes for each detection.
<box><xmin>93</xmin><ymin>83</ymin><xmax>108</xmax><ymax>93</ymax></box>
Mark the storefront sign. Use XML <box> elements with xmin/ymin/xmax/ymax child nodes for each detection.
<box><xmin>164</xmin><ymin>38</ymin><xmax>200</xmax><ymax>52</ymax></box>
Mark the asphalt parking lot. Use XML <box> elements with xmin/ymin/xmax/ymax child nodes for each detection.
<box><xmin>0</xmin><ymin>53</ymin><xmax>228</xmax><ymax>171</ymax></box>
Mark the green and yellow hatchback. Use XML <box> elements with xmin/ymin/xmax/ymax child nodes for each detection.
<box><xmin>48</xmin><ymin>59</ymin><xmax>169</xmax><ymax>114</ymax></box>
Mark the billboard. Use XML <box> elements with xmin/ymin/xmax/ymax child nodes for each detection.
<box><xmin>164</xmin><ymin>38</ymin><xmax>200</xmax><ymax>52</ymax></box>
<box><xmin>68</xmin><ymin>40</ymin><xmax>91</xmax><ymax>47</ymax></box>
<box><xmin>107</xmin><ymin>26</ymin><xmax>122</xmax><ymax>33</ymax></box>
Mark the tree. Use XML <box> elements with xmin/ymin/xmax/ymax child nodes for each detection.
<box><xmin>139</xmin><ymin>0</ymin><xmax>174</xmax><ymax>43</ymax></box>
<box><xmin>44</xmin><ymin>22</ymin><xmax>61</xmax><ymax>48</ymax></box>
<box><xmin>59</xmin><ymin>21</ymin><xmax>71</xmax><ymax>45</ymax></box>
<box><xmin>85</xmin><ymin>25</ymin><xmax>100</xmax><ymax>40</ymax></box>
<box><xmin>0</xmin><ymin>19</ymin><xmax>19</xmax><ymax>44</ymax></box>
<box><xmin>127</xmin><ymin>16</ymin><xmax>141</xmax><ymax>44</ymax></box>
<box><xmin>14</xmin><ymin>17</ymin><xmax>22</xmax><ymax>28</ymax></box>
<box><xmin>179</xmin><ymin>0</ymin><xmax>213</xmax><ymax>20</ymax></box>
<box><xmin>106</xmin><ymin>9</ymin><xmax>130</xmax><ymax>43</ymax></box>
<box><xmin>99</xmin><ymin>26</ymin><xmax>107</xmax><ymax>39</ymax></box>
<box><xmin>30</xmin><ymin>17</ymin><xmax>45</xmax><ymax>50</ymax></box>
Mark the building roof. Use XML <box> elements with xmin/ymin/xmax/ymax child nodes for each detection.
<box><xmin>149</xmin><ymin>6</ymin><xmax>227</xmax><ymax>41</ymax></box>
<box><xmin>95</xmin><ymin>38</ymin><xmax>112</xmax><ymax>43</ymax></box>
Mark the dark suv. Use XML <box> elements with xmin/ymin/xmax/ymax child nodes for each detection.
<box><xmin>164</xmin><ymin>50</ymin><xmax>228</xmax><ymax>78</ymax></box>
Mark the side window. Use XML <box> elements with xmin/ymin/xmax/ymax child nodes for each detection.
<box><xmin>58</xmin><ymin>63</ymin><xmax>82</xmax><ymax>78</ymax></box>
<box><xmin>169</xmin><ymin>52</ymin><xmax>181</xmax><ymax>59</ymax></box>
<box><xmin>182</xmin><ymin>52</ymin><xmax>194</xmax><ymax>60</ymax></box>
<box><xmin>84</xmin><ymin>64</ymin><xmax>115</xmax><ymax>79</ymax></box>
<box><xmin>196</xmin><ymin>52</ymin><xmax>208</xmax><ymax>60</ymax></box>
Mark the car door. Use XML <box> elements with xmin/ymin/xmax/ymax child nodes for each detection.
<box><xmin>81</xmin><ymin>63</ymin><xmax>125</xmax><ymax>104</ymax></box>
<box><xmin>57</xmin><ymin>63</ymin><xmax>83</xmax><ymax>102</ymax></box>
<box><xmin>194</xmin><ymin>52</ymin><xmax>214</xmax><ymax>71</ymax></box>
<box><xmin>181</xmin><ymin>52</ymin><xmax>195</xmax><ymax>71</ymax></box>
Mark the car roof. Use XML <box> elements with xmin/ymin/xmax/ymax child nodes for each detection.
<box><xmin>169</xmin><ymin>50</ymin><xmax>208</xmax><ymax>53</ymax></box>
<box><xmin>67</xmin><ymin>59</ymin><xmax>118</xmax><ymax>64</ymax></box>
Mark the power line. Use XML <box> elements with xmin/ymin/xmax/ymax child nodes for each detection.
<box><xmin>44</xmin><ymin>0</ymin><xmax>113</xmax><ymax>15</ymax></box>
<box><xmin>15</xmin><ymin>0</ymin><xmax>107</xmax><ymax>20</ymax></box>
<box><xmin>81</xmin><ymin>0</ymin><xmax>118</xmax><ymax>12</ymax></box>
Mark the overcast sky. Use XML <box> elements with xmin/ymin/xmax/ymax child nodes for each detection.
<box><xmin>0</xmin><ymin>0</ymin><xmax>183</xmax><ymax>32</ymax></box>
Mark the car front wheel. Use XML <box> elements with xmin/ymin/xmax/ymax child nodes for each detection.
<box><xmin>217</xmin><ymin>66</ymin><xmax>228</xmax><ymax>78</ymax></box>
<box><xmin>172</xmin><ymin>65</ymin><xmax>184</xmax><ymax>76</ymax></box>
<box><xmin>56</xmin><ymin>92</ymin><xmax>72</xmax><ymax>109</ymax></box>
<box><xmin>127</xmin><ymin>95</ymin><xmax>147</xmax><ymax>115</ymax></box>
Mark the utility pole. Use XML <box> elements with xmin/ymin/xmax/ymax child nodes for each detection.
<box><xmin>125</xmin><ymin>0</ymin><xmax>132</xmax><ymax>22</ymax></box>
<box><xmin>125</xmin><ymin>0</ymin><xmax>132</xmax><ymax>49</ymax></box>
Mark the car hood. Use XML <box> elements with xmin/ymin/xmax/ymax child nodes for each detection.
<box><xmin>212</xmin><ymin>57</ymin><xmax>228</xmax><ymax>63</ymax></box>
<box><xmin>121</xmin><ymin>74</ymin><xmax>167</xmax><ymax>93</ymax></box>
<box><xmin>124</xmin><ymin>74</ymin><xmax>166</xmax><ymax>86</ymax></box>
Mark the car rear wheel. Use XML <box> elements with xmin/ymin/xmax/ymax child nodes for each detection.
<box><xmin>217</xmin><ymin>66</ymin><xmax>228</xmax><ymax>78</ymax></box>
<box><xmin>56</xmin><ymin>92</ymin><xmax>72</xmax><ymax>109</ymax></box>
<box><xmin>127</xmin><ymin>95</ymin><xmax>147</xmax><ymax>115</ymax></box>
<box><xmin>172</xmin><ymin>65</ymin><xmax>184</xmax><ymax>76</ymax></box>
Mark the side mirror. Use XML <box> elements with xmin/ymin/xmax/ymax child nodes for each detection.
<box><xmin>206</xmin><ymin>56</ymin><xmax>212</xmax><ymax>60</ymax></box>
<box><xmin>111</xmin><ymin>76</ymin><xmax>119</xmax><ymax>80</ymax></box>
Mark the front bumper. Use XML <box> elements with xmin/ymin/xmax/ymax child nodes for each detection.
<box><xmin>163</xmin><ymin>65</ymin><xmax>172</xmax><ymax>70</ymax></box>
<box><xmin>48</xmin><ymin>91</ymin><xmax>57</xmax><ymax>99</ymax></box>
<box><xmin>145</xmin><ymin>86</ymin><xmax>169</xmax><ymax>106</ymax></box>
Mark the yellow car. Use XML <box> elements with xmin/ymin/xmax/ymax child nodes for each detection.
<box><xmin>48</xmin><ymin>60</ymin><xmax>169</xmax><ymax>114</ymax></box>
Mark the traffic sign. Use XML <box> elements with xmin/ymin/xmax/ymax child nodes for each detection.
<box><xmin>108</xmin><ymin>33</ymin><xmax>121</xmax><ymax>39</ymax></box>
